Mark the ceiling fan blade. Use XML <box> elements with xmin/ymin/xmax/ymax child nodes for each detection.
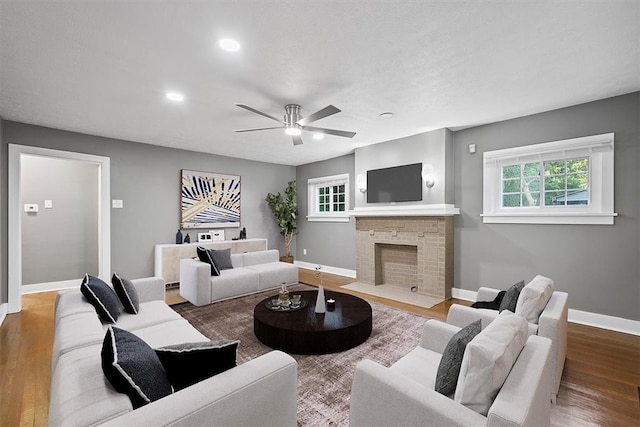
<box><xmin>296</xmin><ymin>105</ymin><xmax>341</xmax><ymax>126</ymax></box>
<box><xmin>292</xmin><ymin>135</ymin><xmax>304</xmax><ymax>146</ymax></box>
<box><xmin>235</xmin><ymin>104</ymin><xmax>285</xmax><ymax>124</ymax></box>
<box><xmin>302</xmin><ymin>125</ymin><xmax>356</xmax><ymax>138</ymax></box>
<box><xmin>233</xmin><ymin>126</ymin><xmax>283</xmax><ymax>133</ymax></box>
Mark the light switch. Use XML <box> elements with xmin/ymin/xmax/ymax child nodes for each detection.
<box><xmin>112</xmin><ymin>199</ymin><xmax>123</xmax><ymax>209</ymax></box>
<box><xmin>44</xmin><ymin>200</ymin><xmax>53</xmax><ymax>209</ymax></box>
<box><xmin>24</xmin><ymin>204</ymin><xmax>39</xmax><ymax>212</ymax></box>
<box><xmin>469</xmin><ymin>144</ymin><xmax>476</xmax><ymax>154</ymax></box>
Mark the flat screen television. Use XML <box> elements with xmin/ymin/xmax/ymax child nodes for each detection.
<box><xmin>366</xmin><ymin>163</ymin><xmax>423</xmax><ymax>203</ymax></box>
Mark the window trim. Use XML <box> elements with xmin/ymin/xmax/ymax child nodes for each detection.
<box><xmin>481</xmin><ymin>133</ymin><xmax>617</xmax><ymax>225</ymax></box>
<box><xmin>307</xmin><ymin>173</ymin><xmax>350</xmax><ymax>223</ymax></box>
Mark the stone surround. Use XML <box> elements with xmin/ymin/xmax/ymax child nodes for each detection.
<box><xmin>355</xmin><ymin>216</ymin><xmax>453</xmax><ymax>299</ymax></box>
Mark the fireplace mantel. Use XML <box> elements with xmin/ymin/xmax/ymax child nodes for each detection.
<box><xmin>348</xmin><ymin>204</ymin><xmax>460</xmax><ymax>217</ymax></box>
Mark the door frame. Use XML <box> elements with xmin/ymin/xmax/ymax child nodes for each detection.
<box><xmin>8</xmin><ymin>144</ymin><xmax>110</xmax><ymax>313</ymax></box>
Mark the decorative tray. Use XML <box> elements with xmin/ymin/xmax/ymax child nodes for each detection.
<box><xmin>265</xmin><ymin>298</ymin><xmax>308</xmax><ymax>312</ymax></box>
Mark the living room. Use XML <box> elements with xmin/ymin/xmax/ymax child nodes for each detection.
<box><xmin>1</xmin><ymin>1</ymin><xmax>639</xmax><ymax>426</ymax></box>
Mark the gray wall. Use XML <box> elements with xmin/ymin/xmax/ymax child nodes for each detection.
<box><xmin>453</xmin><ymin>92</ymin><xmax>640</xmax><ymax>321</ymax></box>
<box><xmin>0</xmin><ymin>117</ymin><xmax>5</xmax><ymax>303</ymax></box>
<box><xmin>1</xmin><ymin>121</ymin><xmax>295</xmax><ymax>284</ymax></box>
<box><xmin>21</xmin><ymin>156</ymin><xmax>99</xmax><ymax>284</ymax></box>
<box><xmin>296</xmin><ymin>154</ymin><xmax>355</xmax><ymax>270</ymax></box>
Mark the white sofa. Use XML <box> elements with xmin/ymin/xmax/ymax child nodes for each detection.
<box><xmin>350</xmin><ymin>317</ymin><xmax>553</xmax><ymax>427</ymax></box>
<box><xmin>49</xmin><ymin>276</ymin><xmax>298</xmax><ymax>427</ymax></box>
<box><xmin>179</xmin><ymin>249</ymin><xmax>298</xmax><ymax>306</ymax></box>
<box><xmin>446</xmin><ymin>276</ymin><xmax>568</xmax><ymax>402</ymax></box>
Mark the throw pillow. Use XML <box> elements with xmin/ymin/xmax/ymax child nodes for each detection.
<box><xmin>80</xmin><ymin>274</ymin><xmax>121</xmax><ymax>323</ymax></box>
<box><xmin>515</xmin><ymin>275</ymin><xmax>554</xmax><ymax>324</ymax></box>
<box><xmin>471</xmin><ymin>290</ymin><xmax>506</xmax><ymax>310</ymax></box>
<box><xmin>454</xmin><ymin>311</ymin><xmax>529</xmax><ymax>416</ymax></box>
<box><xmin>197</xmin><ymin>246</ymin><xmax>220</xmax><ymax>276</ymax></box>
<box><xmin>435</xmin><ymin>319</ymin><xmax>481</xmax><ymax>397</ymax></box>
<box><xmin>111</xmin><ymin>273</ymin><xmax>139</xmax><ymax>314</ymax></box>
<box><xmin>155</xmin><ymin>340</ymin><xmax>239</xmax><ymax>391</ymax></box>
<box><xmin>101</xmin><ymin>326</ymin><xmax>173</xmax><ymax>408</ymax></box>
<box><xmin>498</xmin><ymin>280</ymin><xmax>525</xmax><ymax>313</ymax></box>
<box><xmin>209</xmin><ymin>248</ymin><xmax>234</xmax><ymax>270</ymax></box>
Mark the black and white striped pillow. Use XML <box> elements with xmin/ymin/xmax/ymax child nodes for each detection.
<box><xmin>196</xmin><ymin>246</ymin><xmax>220</xmax><ymax>276</ymax></box>
<box><xmin>112</xmin><ymin>273</ymin><xmax>139</xmax><ymax>314</ymax></box>
<box><xmin>80</xmin><ymin>274</ymin><xmax>121</xmax><ymax>323</ymax></box>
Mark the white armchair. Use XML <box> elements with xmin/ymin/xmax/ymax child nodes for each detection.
<box><xmin>349</xmin><ymin>318</ymin><xmax>553</xmax><ymax>427</ymax></box>
<box><xmin>446</xmin><ymin>277</ymin><xmax>568</xmax><ymax>403</ymax></box>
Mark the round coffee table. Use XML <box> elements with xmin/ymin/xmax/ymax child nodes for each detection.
<box><xmin>254</xmin><ymin>290</ymin><xmax>372</xmax><ymax>355</ymax></box>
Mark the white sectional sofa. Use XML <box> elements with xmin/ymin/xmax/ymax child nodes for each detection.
<box><xmin>49</xmin><ymin>276</ymin><xmax>298</xmax><ymax>427</ymax></box>
<box><xmin>179</xmin><ymin>249</ymin><xmax>298</xmax><ymax>306</ymax></box>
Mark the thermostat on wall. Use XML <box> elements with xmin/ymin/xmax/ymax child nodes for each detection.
<box><xmin>198</xmin><ymin>232</ymin><xmax>213</xmax><ymax>242</ymax></box>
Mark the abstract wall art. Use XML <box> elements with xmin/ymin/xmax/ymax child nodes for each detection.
<box><xmin>180</xmin><ymin>170</ymin><xmax>241</xmax><ymax>229</ymax></box>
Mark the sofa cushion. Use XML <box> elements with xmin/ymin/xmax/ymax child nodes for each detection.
<box><xmin>435</xmin><ymin>319</ymin><xmax>481</xmax><ymax>397</ymax></box>
<box><xmin>101</xmin><ymin>326</ymin><xmax>173</xmax><ymax>409</ymax></box>
<box><xmin>515</xmin><ymin>275</ymin><xmax>554</xmax><ymax>324</ymax></box>
<box><xmin>210</xmin><ymin>248</ymin><xmax>234</xmax><ymax>270</ymax></box>
<box><xmin>390</xmin><ymin>346</ymin><xmax>443</xmax><ymax>390</ymax></box>
<box><xmin>454</xmin><ymin>311</ymin><xmax>528</xmax><ymax>416</ymax></box>
<box><xmin>111</xmin><ymin>300</ymin><xmax>183</xmax><ymax>332</ymax></box>
<box><xmin>81</xmin><ymin>274</ymin><xmax>121</xmax><ymax>323</ymax></box>
<box><xmin>247</xmin><ymin>262</ymin><xmax>299</xmax><ymax>290</ymax></box>
<box><xmin>155</xmin><ymin>340</ymin><xmax>239</xmax><ymax>391</ymax></box>
<box><xmin>197</xmin><ymin>246</ymin><xmax>220</xmax><ymax>276</ymax></box>
<box><xmin>498</xmin><ymin>280</ymin><xmax>525</xmax><ymax>313</ymax></box>
<box><xmin>112</xmin><ymin>273</ymin><xmax>139</xmax><ymax>314</ymax></box>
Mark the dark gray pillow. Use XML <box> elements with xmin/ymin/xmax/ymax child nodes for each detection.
<box><xmin>101</xmin><ymin>326</ymin><xmax>173</xmax><ymax>408</ymax></box>
<box><xmin>499</xmin><ymin>280</ymin><xmax>525</xmax><ymax>313</ymax></box>
<box><xmin>111</xmin><ymin>273</ymin><xmax>139</xmax><ymax>314</ymax></box>
<box><xmin>80</xmin><ymin>274</ymin><xmax>121</xmax><ymax>323</ymax></box>
<box><xmin>155</xmin><ymin>340</ymin><xmax>239</xmax><ymax>391</ymax></box>
<box><xmin>209</xmin><ymin>248</ymin><xmax>233</xmax><ymax>270</ymax></box>
<box><xmin>197</xmin><ymin>246</ymin><xmax>220</xmax><ymax>276</ymax></box>
<box><xmin>435</xmin><ymin>319</ymin><xmax>482</xmax><ymax>397</ymax></box>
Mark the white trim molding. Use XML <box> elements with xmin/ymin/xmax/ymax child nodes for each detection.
<box><xmin>0</xmin><ymin>303</ymin><xmax>7</xmax><ymax>328</ymax></box>
<box><xmin>307</xmin><ymin>173</ymin><xmax>351</xmax><ymax>222</ymax></box>
<box><xmin>294</xmin><ymin>260</ymin><xmax>356</xmax><ymax>278</ymax></box>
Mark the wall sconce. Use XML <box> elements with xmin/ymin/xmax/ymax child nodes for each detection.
<box><xmin>421</xmin><ymin>163</ymin><xmax>435</xmax><ymax>188</ymax></box>
<box><xmin>356</xmin><ymin>173</ymin><xmax>367</xmax><ymax>194</ymax></box>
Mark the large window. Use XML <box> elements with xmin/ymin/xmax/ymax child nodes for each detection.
<box><xmin>482</xmin><ymin>133</ymin><xmax>616</xmax><ymax>224</ymax></box>
<box><xmin>307</xmin><ymin>174</ymin><xmax>350</xmax><ymax>222</ymax></box>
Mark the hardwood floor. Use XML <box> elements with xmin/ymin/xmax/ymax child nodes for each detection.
<box><xmin>2</xmin><ymin>273</ymin><xmax>639</xmax><ymax>426</ymax></box>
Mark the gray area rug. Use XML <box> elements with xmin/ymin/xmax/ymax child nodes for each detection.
<box><xmin>172</xmin><ymin>284</ymin><xmax>430</xmax><ymax>426</ymax></box>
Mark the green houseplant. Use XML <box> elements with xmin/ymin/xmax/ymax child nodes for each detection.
<box><xmin>265</xmin><ymin>180</ymin><xmax>298</xmax><ymax>262</ymax></box>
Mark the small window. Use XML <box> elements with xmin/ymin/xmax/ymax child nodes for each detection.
<box><xmin>307</xmin><ymin>174</ymin><xmax>350</xmax><ymax>222</ymax></box>
<box><xmin>482</xmin><ymin>133</ymin><xmax>616</xmax><ymax>225</ymax></box>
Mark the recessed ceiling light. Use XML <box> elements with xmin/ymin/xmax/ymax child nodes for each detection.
<box><xmin>313</xmin><ymin>134</ymin><xmax>324</xmax><ymax>140</ymax></box>
<box><xmin>379</xmin><ymin>112</ymin><xmax>394</xmax><ymax>119</ymax></box>
<box><xmin>219</xmin><ymin>38</ymin><xmax>241</xmax><ymax>52</ymax></box>
<box><xmin>166</xmin><ymin>92</ymin><xmax>184</xmax><ymax>102</ymax></box>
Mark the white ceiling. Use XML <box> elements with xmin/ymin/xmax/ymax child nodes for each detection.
<box><xmin>1</xmin><ymin>1</ymin><xmax>638</xmax><ymax>166</ymax></box>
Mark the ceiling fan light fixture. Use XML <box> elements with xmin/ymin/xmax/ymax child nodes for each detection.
<box><xmin>219</xmin><ymin>38</ymin><xmax>241</xmax><ymax>52</ymax></box>
<box><xmin>313</xmin><ymin>133</ymin><xmax>324</xmax><ymax>140</ymax></box>
<box><xmin>165</xmin><ymin>92</ymin><xmax>184</xmax><ymax>102</ymax></box>
<box><xmin>285</xmin><ymin>127</ymin><xmax>301</xmax><ymax>136</ymax></box>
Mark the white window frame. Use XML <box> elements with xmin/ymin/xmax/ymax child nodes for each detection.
<box><xmin>307</xmin><ymin>173</ymin><xmax>350</xmax><ymax>222</ymax></box>
<box><xmin>482</xmin><ymin>133</ymin><xmax>617</xmax><ymax>225</ymax></box>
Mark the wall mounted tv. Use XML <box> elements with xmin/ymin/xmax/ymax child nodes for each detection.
<box><xmin>367</xmin><ymin>163</ymin><xmax>423</xmax><ymax>203</ymax></box>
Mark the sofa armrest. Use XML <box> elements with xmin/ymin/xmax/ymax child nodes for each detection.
<box><xmin>446</xmin><ymin>304</ymin><xmax>499</xmax><ymax>330</ymax></box>
<box><xmin>420</xmin><ymin>319</ymin><xmax>460</xmax><ymax>353</ymax></box>
<box><xmin>537</xmin><ymin>291</ymin><xmax>568</xmax><ymax>398</ymax></box>
<box><xmin>179</xmin><ymin>258</ymin><xmax>212</xmax><ymax>306</ymax></box>
<box><xmin>350</xmin><ymin>359</ymin><xmax>486</xmax><ymax>427</ymax></box>
<box><xmin>131</xmin><ymin>277</ymin><xmax>165</xmax><ymax>303</ymax></box>
<box><xmin>476</xmin><ymin>287</ymin><xmax>500</xmax><ymax>302</ymax></box>
<box><xmin>101</xmin><ymin>350</ymin><xmax>298</xmax><ymax>427</ymax></box>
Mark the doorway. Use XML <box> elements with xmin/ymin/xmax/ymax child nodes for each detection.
<box><xmin>8</xmin><ymin>145</ymin><xmax>110</xmax><ymax>313</ymax></box>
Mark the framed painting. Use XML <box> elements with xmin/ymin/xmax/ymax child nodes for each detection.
<box><xmin>180</xmin><ymin>169</ymin><xmax>241</xmax><ymax>229</ymax></box>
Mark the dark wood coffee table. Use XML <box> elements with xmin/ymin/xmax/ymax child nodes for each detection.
<box><xmin>253</xmin><ymin>290</ymin><xmax>372</xmax><ymax>355</ymax></box>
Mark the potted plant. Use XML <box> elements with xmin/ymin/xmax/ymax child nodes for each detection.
<box><xmin>265</xmin><ymin>180</ymin><xmax>297</xmax><ymax>263</ymax></box>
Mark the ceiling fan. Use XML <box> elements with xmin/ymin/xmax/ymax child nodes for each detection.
<box><xmin>233</xmin><ymin>103</ymin><xmax>356</xmax><ymax>145</ymax></box>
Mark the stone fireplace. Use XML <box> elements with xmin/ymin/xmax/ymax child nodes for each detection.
<box><xmin>355</xmin><ymin>215</ymin><xmax>454</xmax><ymax>299</ymax></box>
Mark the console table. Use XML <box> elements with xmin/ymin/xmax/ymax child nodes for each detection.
<box><xmin>154</xmin><ymin>238</ymin><xmax>267</xmax><ymax>284</ymax></box>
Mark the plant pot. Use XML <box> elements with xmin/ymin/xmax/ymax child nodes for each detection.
<box><xmin>280</xmin><ymin>256</ymin><xmax>294</xmax><ymax>264</ymax></box>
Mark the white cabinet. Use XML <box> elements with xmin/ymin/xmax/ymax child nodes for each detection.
<box><xmin>154</xmin><ymin>239</ymin><xmax>268</xmax><ymax>284</ymax></box>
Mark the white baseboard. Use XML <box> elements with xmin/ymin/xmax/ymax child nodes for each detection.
<box><xmin>294</xmin><ymin>261</ymin><xmax>356</xmax><ymax>278</ymax></box>
<box><xmin>451</xmin><ymin>288</ymin><xmax>477</xmax><ymax>301</ymax></box>
<box><xmin>0</xmin><ymin>303</ymin><xmax>7</xmax><ymax>328</ymax></box>
<box><xmin>568</xmin><ymin>309</ymin><xmax>640</xmax><ymax>337</ymax></box>
<box><xmin>21</xmin><ymin>279</ymin><xmax>80</xmax><ymax>294</ymax></box>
